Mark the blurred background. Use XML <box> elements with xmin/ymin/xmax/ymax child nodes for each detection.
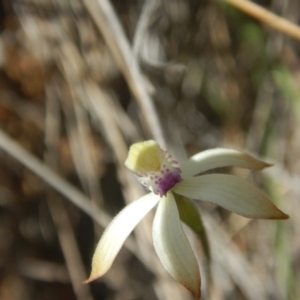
<box><xmin>0</xmin><ymin>0</ymin><xmax>299</xmax><ymax>299</ymax></box>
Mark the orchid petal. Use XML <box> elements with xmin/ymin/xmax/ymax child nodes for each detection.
<box><xmin>153</xmin><ymin>192</ymin><xmax>201</xmax><ymax>299</ymax></box>
<box><xmin>175</xmin><ymin>195</ymin><xmax>211</xmax><ymax>265</ymax></box>
<box><xmin>175</xmin><ymin>195</ymin><xmax>212</xmax><ymax>288</ymax></box>
<box><xmin>174</xmin><ymin>175</ymin><xmax>289</xmax><ymax>220</ymax></box>
<box><xmin>181</xmin><ymin>148</ymin><xmax>272</xmax><ymax>178</ymax></box>
<box><xmin>85</xmin><ymin>193</ymin><xmax>160</xmax><ymax>283</ymax></box>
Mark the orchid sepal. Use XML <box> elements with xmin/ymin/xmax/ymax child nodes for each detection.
<box><xmin>84</xmin><ymin>193</ymin><xmax>160</xmax><ymax>283</ymax></box>
<box><xmin>153</xmin><ymin>192</ymin><xmax>201</xmax><ymax>299</ymax></box>
<box><xmin>173</xmin><ymin>174</ymin><xmax>288</xmax><ymax>220</ymax></box>
<box><xmin>181</xmin><ymin>148</ymin><xmax>272</xmax><ymax>178</ymax></box>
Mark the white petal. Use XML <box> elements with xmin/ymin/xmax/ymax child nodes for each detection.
<box><xmin>181</xmin><ymin>148</ymin><xmax>271</xmax><ymax>178</ymax></box>
<box><xmin>173</xmin><ymin>175</ymin><xmax>288</xmax><ymax>219</ymax></box>
<box><xmin>85</xmin><ymin>193</ymin><xmax>160</xmax><ymax>282</ymax></box>
<box><xmin>153</xmin><ymin>192</ymin><xmax>201</xmax><ymax>299</ymax></box>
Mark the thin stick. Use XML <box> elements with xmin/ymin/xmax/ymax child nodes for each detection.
<box><xmin>44</xmin><ymin>88</ymin><xmax>93</xmax><ymax>300</ymax></box>
<box><xmin>0</xmin><ymin>129</ymin><xmax>110</xmax><ymax>228</ymax></box>
<box><xmin>203</xmin><ymin>212</ymin><xmax>268</xmax><ymax>300</ymax></box>
<box><xmin>132</xmin><ymin>0</ymin><xmax>160</xmax><ymax>57</ymax></box>
<box><xmin>17</xmin><ymin>257</ymin><xmax>69</xmax><ymax>282</ymax></box>
<box><xmin>83</xmin><ymin>0</ymin><xmax>166</xmax><ymax>147</ymax></box>
<box><xmin>224</xmin><ymin>0</ymin><xmax>300</xmax><ymax>41</ymax></box>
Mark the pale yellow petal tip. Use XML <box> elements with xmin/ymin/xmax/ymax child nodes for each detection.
<box><xmin>125</xmin><ymin>140</ymin><xmax>162</xmax><ymax>173</ymax></box>
<box><xmin>180</xmin><ymin>260</ymin><xmax>201</xmax><ymax>299</ymax></box>
<box><xmin>177</xmin><ymin>280</ymin><xmax>200</xmax><ymax>299</ymax></box>
<box><xmin>257</xmin><ymin>161</ymin><xmax>274</xmax><ymax>170</ymax></box>
<box><xmin>266</xmin><ymin>205</ymin><xmax>289</xmax><ymax>220</ymax></box>
<box><xmin>178</xmin><ymin>272</ymin><xmax>201</xmax><ymax>299</ymax></box>
<box><xmin>83</xmin><ymin>267</ymin><xmax>106</xmax><ymax>284</ymax></box>
<box><xmin>250</xmin><ymin>208</ymin><xmax>289</xmax><ymax>220</ymax></box>
<box><xmin>244</xmin><ymin>153</ymin><xmax>273</xmax><ymax>170</ymax></box>
<box><xmin>83</xmin><ymin>275</ymin><xmax>99</xmax><ymax>284</ymax></box>
<box><xmin>188</xmin><ymin>285</ymin><xmax>201</xmax><ymax>300</ymax></box>
<box><xmin>273</xmin><ymin>210</ymin><xmax>289</xmax><ymax>220</ymax></box>
<box><xmin>83</xmin><ymin>268</ymin><xmax>106</xmax><ymax>284</ymax></box>
<box><xmin>196</xmin><ymin>290</ymin><xmax>201</xmax><ymax>300</ymax></box>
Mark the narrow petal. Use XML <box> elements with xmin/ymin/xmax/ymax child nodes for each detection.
<box><xmin>153</xmin><ymin>192</ymin><xmax>201</xmax><ymax>299</ymax></box>
<box><xmin>84</xmin><ymin>193</ymin><xmax>160</xmax><ymax>283</ymax></box>
<box><xmin>173</xmin><ymin>175</ymin><xmax>289</xmax><ymax>220</ymax></box>
<box><xmin>175</xmin><ymin>195</ymin><xmax>211</xmax><ymax>266</ymax></box>
<box><xmin>181</xmin><ymin>148</ymin><xmax>272</xmax><ymax>178</ymax></box>
<box><xmin>175</xmin><ymin>195</ymin><xmax>212</xmax><ymax>289</ymax></box>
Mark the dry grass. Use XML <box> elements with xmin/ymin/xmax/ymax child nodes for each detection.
<box><xmin>0</xmin><ymin>0</ymin><xmax>299</xmax><ymax>299</ymax></box>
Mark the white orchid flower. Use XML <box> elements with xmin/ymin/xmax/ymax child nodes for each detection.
<box><xmin>85</xmin><ymin>140</ymin><xmax>288</xmax><ymax>299</ymax></box>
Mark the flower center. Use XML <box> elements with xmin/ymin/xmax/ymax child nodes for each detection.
<box><xmin>125</xmin><ymin>140</ymin><xmax>182</xmax><ymax>196</ymax></box>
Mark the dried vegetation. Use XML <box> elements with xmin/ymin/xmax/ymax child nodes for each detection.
<box><xmin>0</xmin><ymin>0</ymin><xmax>299</xmax><ymax>299</ymax></box>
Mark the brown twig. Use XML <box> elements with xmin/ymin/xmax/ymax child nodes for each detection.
<box><xmin>44</xmin><ymin>86</ymin><xmax>93</xmax><ymax>300</ymax></box>
<box><xmin>0</xmin><ymin>128</ymin><xmax>110</xmax><ymax>228</ymax></box>
<box><xmin>83</xmin><ymin>0</ymin><xmax>166</xmax><ymax>147</ymax></box>
<box><xmin>203</xmin><ymin>212</ymin><xmax>268</xmax><ymax>300</ymax></box>
<box><xmin>223</xmin><ymin>0</ymin><xmax>300</xmax><ymax>41</ymax></box>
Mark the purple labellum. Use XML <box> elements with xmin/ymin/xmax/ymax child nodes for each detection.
<box><xmin>156</xmin><ymin>170</ymin><xmax>182</xmax><ymax>196</ymax></box>
<box><xmin>137</xmin><ymin>150</ymin><xmax>182</xmax><ymax>196</ymax></box>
